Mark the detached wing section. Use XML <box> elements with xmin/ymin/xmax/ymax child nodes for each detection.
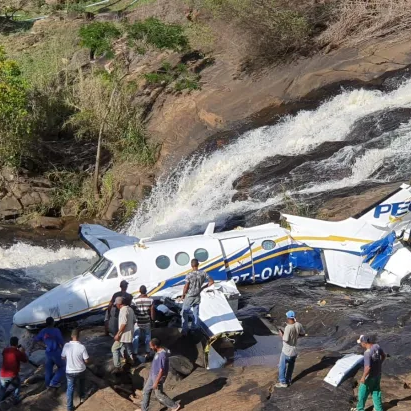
<box><xmin>322</xmin><ymin>250</ymin><xmax>376</xmax><ymax>289</ymax></box>
<box><xmin>79</xmin><ymin>224</ymin><xmax>140</xmax><ymax>256</ymax></box>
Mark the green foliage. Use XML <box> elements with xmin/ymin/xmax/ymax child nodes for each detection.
<box><xmin>0</xmin><ymin>47</ymin><xmax>32</xmax><ymax>166</ymax></box>
<box><xmin>66</xmin><ymin>1</ymin><xmax>86</xmax><ymax>13</ymax></box>
<box><xmin>4</xmin><ymin>22</ymin><xmax>81</xmax><ymax>88</ymax></box>
<box><xmin>145</xmin><ymin>60</ymin><xmax>202</xmax><ymax>91</ymax></box>
<box><xmin>191</xmin><ymin>0</ymin><xmax>311</xmax><ymax>66</ymax></box>
<box><xmin>122</xmin><ymin>199</ymin><xmax>138</xmax><ymax>222</ymax></box>
<box><xmin>175</xmin><ymin>76</ymin><xmax>200</xmax><ymax>91</ymax></box>
<box><xmin>126</xmin><ymin>17</ymin><xmax>188</xmax><ymax>51</ymax></box>
<box><xmin>185</xmin><ymin>22</ymin><xmax>216</xmax><ymax>52</ymax></box>
<box><xmin>46</xmin><ymin>170</ymin><xmax>83</xmax><ymax>210</ymax></box>
<box><xmin>144</xmin><ymin>72</ymin><xmax>173</xmax><ymax>85</ymax></box>
<box><xmin>114</xmin><ymin>123</ymin><xmax>158</xmax><ymax>166</ymax></box>
<box><xmin>79</xmin><ymin>22</ymin><xmax>121</xmax><ymax>57</ymax></box>
<box><xmin>66</xmin><ymin>68</ymin><xmax>157</xmax><ymax>166</ymax></box>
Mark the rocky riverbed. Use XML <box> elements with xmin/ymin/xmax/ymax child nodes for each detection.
<box><xmin>2</xmin><ymin>274</ymin><xmax>411</xmax><ymax>411</ymax></box>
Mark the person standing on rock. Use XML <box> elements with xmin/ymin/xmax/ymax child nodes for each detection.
<box><xmin>112</xmin><ymin>297</ymin><xmax>136</xmax><ymax>370</ymax></box>
<box><xmin>181</xmin><ymin>259</ymin><xmax>214</xmax><ymax>335</ymax></box>
<box><xmin>61</xmin><ymin>329</ymin><xmax>89</xmax><ymax>411</ymax></box>
<box><xmin>34</xmin><ymin>317</ymin><xmax>66</xmax><ymax>388</ymax></box>
<box><xmin>0</xmin><ymin>337</ymin><xmax>28</xmax><ymax>404</ymax></box>
<box><xmin>132</xmin><ymin>285</ymin><xmax>155</xmax><ymax>357</ymax></box>
<box><xmin>105</xmin><ymin>280</ymin><xmax>133</xmax><ymax>336</ymax></box>
<box><xmin>350</xmin><ymin>335</ymin><xmax>386</xmax><ymax>411</ymax></box>
<box><xmin>276</xmin><ymin>310</ymin><xmax>306</xmax><ymax>388</ymax></box>
<box><xmin>136</xmin><ymin>338</ymin><xmax>180</xmax><ymax>411</ymax></box>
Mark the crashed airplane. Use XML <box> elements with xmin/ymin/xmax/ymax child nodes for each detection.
<box><xmin>13</xmin><ymin>183</ymin><xmax>411</xmax><ymax>329</ymax></box>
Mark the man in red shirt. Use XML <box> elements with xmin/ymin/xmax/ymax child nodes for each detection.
<box><xmin>0</xmin><ymin>336</ymin><xmax>28</xmax><ymax>404</ymax></box>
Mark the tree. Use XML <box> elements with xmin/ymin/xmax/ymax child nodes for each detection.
<box><xmin>0</xmin><ymin>47</ymin><xmax>32</xmax><ymax>166</ymax></box>
<box><xmin>0</xmin><ymin>0</ymin><xmax>32</xmax><ymax>20</ymax></box>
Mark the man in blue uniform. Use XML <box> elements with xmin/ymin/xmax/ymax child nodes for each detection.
<box><xmin>34</xmin><ymin>317</ymin><xmax>65</xmax><ymax>388</ymax></box>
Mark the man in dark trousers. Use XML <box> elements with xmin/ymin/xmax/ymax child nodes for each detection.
<box><xmin>62</xmin><ymin>329</ymin><xmax>89</xmax><ymax>411</ymax></box>
<box><xmin>105</xmin><ymin>280</ymin><xmax>133</xmax><ymax>336</ymax></box>
<box><xmin>181</xmin><ymin>259</ymin><xmax>214</xmax><ymax>335</ymax></box>
<box><xmin>34</xmin><ymin>317</ymin><xmax>65</xmax><ymax>388</ymax></box>
<box><xmin>0</xmin><ymin>337</ymin><xmax>28</xmax><ymax>404</ymax></box>
<box><xmin>350</xmin><ymin>335</ymin><xmax>386</xmax><ymax>411</ymax></box>
<box><xmin>276</xmin><ymin>310</ymin><xmax>306</xmax><ymax>388</ymax></box>
<box><xmin>136</xmin><ymin>338</ymin><xmax>180</xmax><ymax>411</ymax></box>
<box><xmin>133</xmin><ymin>285</ymin><xmax>155</xmax><ymax>357</ymax></box>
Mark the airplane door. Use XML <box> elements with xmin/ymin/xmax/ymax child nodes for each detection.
<box><xmin>220</xmin><ymin>236</ymin><xmax>254</xmax><ymax>283</ymax></box>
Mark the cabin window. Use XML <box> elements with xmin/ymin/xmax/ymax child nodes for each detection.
<box><xmin>156</xmin><ymin>255</ymin><xmax>171</xmax><ymax>270</ymax></box>
<box><xmin>90</xmin><ymin>258</ymin><xmax>112</xmax><ymax>279</ymax></box>
<box><xmin>120</xmin><ymin>262</ymin><xmax>137</xmax><ymax>276</ymax></box>
<box><xmin>107</xmin><ymin>267</ymin><xmax>118</xmax><ymax>279</ymax></box>
<box><xmin>262</xmin><ymin>240</ymin><xmax>276</xmax><ymax>250</ymax></box>
<box><xmin>194</xmin><ymin>248</ymin><xmax>209</xmax><ymax>262</ymax></box>
<box><xmin>175</xmin><ymin>252</ymin><xmax>190</xmax><ymax>266</ymax></box>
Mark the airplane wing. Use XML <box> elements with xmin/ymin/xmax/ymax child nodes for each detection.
<box><xmin>151</xmin><ymin>281</ymin><xmax>243</xmax><ymax>337</ymax></box>
<box><xmin>79</xmin><ymin>224</ymin><xmax>140</xmax><ymax>256</ymax></box>
<box><xmin>322</xmin><ymin>250</ymin><xmax>377</xmax><ymax>289</ymax></box>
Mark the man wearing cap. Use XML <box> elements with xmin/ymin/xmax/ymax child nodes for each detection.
<box><xmin>105</xmin><ymin>280</ymin><xmax>133</xmax><ymax>336</ymax></box>
<box><xmin>351</xmin><ymin>335</ymin><xmax>386</xmax><ymax>411</ymax></box>
<box><xmin>112</xmin><ymin>296</ymin><xmax>136</xmax><ymax>370</ymax></box>
<box><xmin>276</xmin><ymin>310</ymin><xmax>306</xmax><ymax>388</ymax></box>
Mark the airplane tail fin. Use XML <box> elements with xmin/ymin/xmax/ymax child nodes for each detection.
<box><xmin>354</xmin><ymin>183</ymin><xmax>411</xmax><ymax>231</ymax></box>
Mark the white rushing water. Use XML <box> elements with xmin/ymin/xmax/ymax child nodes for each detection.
<box><xmin>0</xmin><ymin>243</ymin><xmax>95</xmax><ymax>284</ymax></box>
<box><xmin>127</xmin><ymin>80</ymin><xmax>411</xmax><ymax>239</ymax></box>
<box><xmin>3</xmin><ymin>78</ymin><xmax>411</xmax><ymax>286</ymax></box>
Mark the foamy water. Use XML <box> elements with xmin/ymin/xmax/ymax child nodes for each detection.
<box><xmin>127</xmin><ymin>80</ymin><xmax>411</xmax><ymax>239</ymax></box>
<box><xmin>4</xmin><ymin>79</ymin><xmax>411</xmax><ymax>288</ymax></box>
<box><xmin>0</xmin><ymin>243</ymin><xmax>95</xmax><ymax>284</ymax></box>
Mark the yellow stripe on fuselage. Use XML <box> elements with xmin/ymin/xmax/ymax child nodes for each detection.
<box><xmin>293</xmin><ymin>235</ymin><xmax>371</xmax><ymax>244</ymax></box>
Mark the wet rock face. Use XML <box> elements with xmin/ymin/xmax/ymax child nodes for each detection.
<box><xmin>0</xmin><ymin>168</ymin><xmax>52</xmax><ymax>220</ymax></box>
<box><xmin>238</xmin><ymin>276</ymin><xmax>411</xmax><ymax>410</ymax></box>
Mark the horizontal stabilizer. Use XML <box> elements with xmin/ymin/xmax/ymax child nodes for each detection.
<box><xmin>324</xmin><ymin>354</ymin><xmax>364</xmax><ymax>387</ymax></box>
<box><xmin>79</xmin><ymin>224</ymin><xmax>139</xmax><ymax>256</ymax></box>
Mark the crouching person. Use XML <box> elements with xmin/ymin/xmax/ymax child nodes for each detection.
<box><xmin>62</xmin><ymin>329</ymin><xmax>89</xmax><ymax>411</ymax></box>
<box><xmin>136</xmin><ymin>338</ymin><xmax>180</xmax><ymax>411</ymax></box>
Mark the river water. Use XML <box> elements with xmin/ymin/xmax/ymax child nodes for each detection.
<box><xmin>2</xmin><ymin>76</ymin><xmax>411</xmax><ymax>354</ymax></box>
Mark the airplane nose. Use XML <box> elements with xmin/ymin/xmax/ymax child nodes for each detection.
<box><xmin>13</xmin><ymin>308</ymin><xmax>28</xmax><ymax>327</ymax></box>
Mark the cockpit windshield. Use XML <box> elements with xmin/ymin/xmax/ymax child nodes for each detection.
<box><xmin>89</xmin><ymin>257</ymin><xmax>112</xmax><ymax>279</ymax></box>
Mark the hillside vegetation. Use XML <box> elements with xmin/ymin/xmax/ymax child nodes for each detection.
<box><xmin>1</xmin><ymin>0</ymin><xmax>411</xmax><ymax>222</ymax></box>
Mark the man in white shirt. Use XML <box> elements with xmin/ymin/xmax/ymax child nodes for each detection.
<box><xmin>61</xmin><ymin>329</ymin><xmax>89</xmax><ymax>411</ymax></box>
<box><xmin>112</xmin><ymin>296</ymin><xmax>136</xmax><ymax>370</ymax></box>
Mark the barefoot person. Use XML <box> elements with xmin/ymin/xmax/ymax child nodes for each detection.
<box><xmin>62</xmin><ymin>329</ymin><xmax>89</xmax><ymax>411</ymax></box>
<box><xmin>276</xmin><ymin>310</ymin><xmax>306</xmax><ymax>388</ymax></box>
<box><xmin>181</xmin><ymin>259</ymin><xmax>214</xmax><ymax>335</ymax></box>
<box><xmin>350</xmin><ymin>335</ymin><xmax>386</xmax><ymax>411</ymax></box>
<box><xmin>136</xmin><ymin>338</ymin><xmax>180</xmax><ymax>411</ymax></box>
<box><xmin>34</xmin><ymin>317</ymin><xmax>65</xmax><ymax>388</ymax></box>
<box><xmin>0</xmin><ymin>337</ymin><xmax>28</xmax><ymax>404</ymax></box>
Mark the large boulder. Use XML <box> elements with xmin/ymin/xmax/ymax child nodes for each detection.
<box><xmin>29</xmin><ymin>350</ymin><xmax>46</xmax><ymax>366</ymax></box>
